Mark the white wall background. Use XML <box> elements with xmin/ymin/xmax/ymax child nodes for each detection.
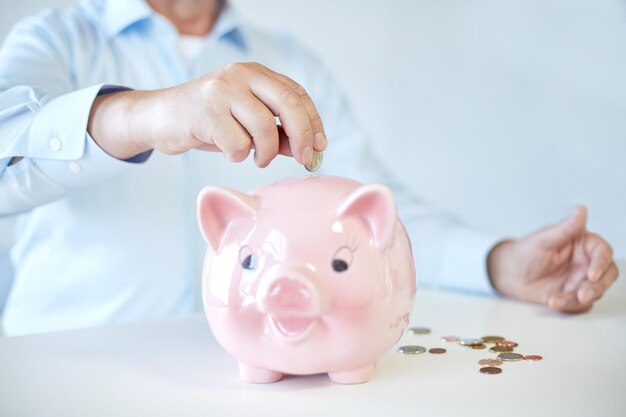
<box><xmin>228</xmin><ymin>0</ymin><xmax>626</xmax><ymax>257</ymax></box>
<box><xmin>1</xmin><ymin>0</ymin><xmax>625</xmax><ymax>304</ymax></box>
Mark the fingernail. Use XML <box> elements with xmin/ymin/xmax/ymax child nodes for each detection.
<box><xmin>314</xmin><ymin>132</ymin><xmax>327</xmax><ymax>150</ymax></box>
<box><xmin>592</xmin><ymin>269</ymin><xmax>603</xmax><ymax>282</ymax></box>
<box><xmin>301</xmin><ymin>146</ymin><xmax>313</xmax><ymax>165</ymax></box>
<box><xmin>551</xmin><ymin>298</ymin><xmax>566</xmax><ymax>309</ymax></box>
<box><xmin>580</xmin><ymin>288</ymin><xmax>595</xmax><ymax>304</ymax></box>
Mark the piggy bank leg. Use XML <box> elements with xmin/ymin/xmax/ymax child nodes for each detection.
<box><xmin>239</xmin><ymin>363</ymin><xmax>284</xmax><ymax>383</ymax></box>
<box><xmin>328</xmin><ymin>364</ymin><xmax>374</xmax><ymax>384</ymax></box>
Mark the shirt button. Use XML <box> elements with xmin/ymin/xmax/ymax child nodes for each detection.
<box><xmin>49</xmin><ymin>137</ymin><xmax>62</xmax><ymax>151</ymax></box>
<box><xmin>68</xmin><ymin>162</ymin><xmax>82</xmax><ymax>173</ymax></box>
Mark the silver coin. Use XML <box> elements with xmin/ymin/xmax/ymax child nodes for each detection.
<box><xmin>305</xmin><ymin>151</ymin><xmax>323</xmax><ymax>172</ymax></box>
<box><xmin>408</xmin><ymin>327</ymin><xmax>431</xmax><ymax>335</ymax></box>
<box><xmin>441</xmin><ymin>335</ymin><xmax>460</xmax><ymax>343</ymax></box>
<box><xmin>498</xmin><ymin>352</ymin><xmax>524</xmax><ymax>362</ymax></box>
<box><xmin>459</xmin><ymin>338</ymin><xmax>483</xmax><ymax>346</ymax></box>
<box><xmin>397</xmin><ymin>345</ymin><xmax>427</xmax><ymax>355</ymax></box>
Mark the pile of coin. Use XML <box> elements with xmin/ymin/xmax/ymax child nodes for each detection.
<box><xmin>397</xmin><ymin>327</ymin><xmax>543</xmax><ymax>375</ymax></box>
<box><xmin>464</xmin><ymin>335</ymin><xmax>542</xmax><ymax>375</ymax></box>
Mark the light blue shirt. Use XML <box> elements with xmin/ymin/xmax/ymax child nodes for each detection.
<box><xmin>0</xmin><ymin>0</ymin><xmax>500</xmax><ymax>336</ymax></box>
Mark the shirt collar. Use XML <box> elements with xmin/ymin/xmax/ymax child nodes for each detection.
<box><xmin>103</xmin><ymin>0</ymin><xmax>152</xmax><ymax>39</ymax></box>
<box><xmin>209</xmin><ymin>5</ymin><xmax>247</xmax><ymax>51</ymax></box>
<box><xmin>102</xmin><ymin>0</ymin><xmax>247</xmax><ymax>51</ymax></box>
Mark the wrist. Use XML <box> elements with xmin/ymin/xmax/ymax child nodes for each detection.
<box><xmin>487</xmin><ymin>240</ymin><xmax>516</xmax><ymax>296</ymax></box>
<box><xmin>88</xmin><ymin>90</ymin><xmax>152</xmax><ymax>160</ymax></box>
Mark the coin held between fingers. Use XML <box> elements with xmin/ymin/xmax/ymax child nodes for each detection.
<box><xmin>305</xmin><ymin>151</ymin><xmax>323</xmax><ymax>172</ymax></box>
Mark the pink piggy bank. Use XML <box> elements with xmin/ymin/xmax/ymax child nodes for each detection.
<box><xmin>197</xmin><ymin>176</ymin><xmax>416</xmax><ymax>384</ymax></box>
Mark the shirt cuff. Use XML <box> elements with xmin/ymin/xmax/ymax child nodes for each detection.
<box><xmin>28</xmin><ymin>84</ymin><xmax>151</xmax><ymax>189</ymax></box>
<box><xmin>437</xmin><ymin>229</ymin><xmax>505</xmax><ymax>295</ymax></box>
<box><xmin>27</xmin><ymin>84</ymin><xmax>104</xmax><ymax>160</ymax></box>
<box><xmin>33</xmin><ymin>132</ymin><xmax>149</xmax><ymax>189</ymax></box>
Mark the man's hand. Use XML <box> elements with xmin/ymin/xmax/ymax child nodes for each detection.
<box><xmin>487</xmin><ymin>206</ymin><xmax>619</xmax><ymax>313</ymax></box>
<box><xmin>88</xmin><ymin>62</ymin><xmax>327</xmax><ymax>167</ymax></box>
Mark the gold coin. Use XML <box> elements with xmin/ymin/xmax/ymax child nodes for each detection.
<box><xmin>489</xmin><ymin>345</ymin><xmax>513</xmax><ymax>353</ymax></box>
<box><xmin>397</xmin><ymin>345</ymin><xmax>427</xmax><ymax>355</ymax></box>
<box><xmin>496</xmin><ymin>340</ymin><xmax>518</xmax><ymax>348</ymax></box>
<box><xmin>408</xmin><ymin>327</ymin><xmax>431</xmax><ymax>335</ymax></box>
<box><xmin>478</xmin><ymin>359</ymin><xmax>503</xmax><ymax>367</ymax></box>
<box><xmin>479</xmin><ymin>366</ymin><xmax>502</xmax><ymax>375</ymax></box>
<box><xmin>481</xmin><ymin>335</ymin><xmax>505</xmax><ymax>344</ymax></box>
<box><xmin>304</xmin><ymin>151</ymin><xmax>323</xmax><ymax>172</ymax></box>
<box><xmin>498</xmin><ymin>353</ymin><xmax>524</xmax><ymax>362</ymax></box>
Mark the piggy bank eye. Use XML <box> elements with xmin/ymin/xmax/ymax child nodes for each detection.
<box><xmin>332</xmin><ymin>246</ymin><xmax>353</xmax><ymax>273</ymax></box>
<box><xmin>332</xmin><ymin>259</ymin><xmax>349</xmax><ymax>273</ymax></box>
<box><xmin>239</xmin><ymin>246</ymin><xmax>257</xmax><ymax>271</ymax></box>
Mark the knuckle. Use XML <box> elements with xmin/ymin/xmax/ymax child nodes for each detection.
<box><xmin>298</xmin><ymin>125</ymin><xmax>314</xmax><ymax>141</ymax></box>
<box><xmin>222</xmin><ymin>62</ymin><xmax>242</xmax><ymax>73</ymax></box>
<box><xmin>244</xmin><ymin>61</ymin><xmax>262</xmax><ymax>70</ymax></box>
<box><xmin>226</xmin><ymin>139</ymin><xmax>251</xmax><ymax>162</ymax></box>
<box><xmin>309</xmin><ymin>113</ymin><xmax>324</xmax><ymax>131</ymax></box>
<box><xmin>256</xmin><ymin>115</ymin><xmax>278</xmax><ymax>136</ymax></box>
<box><xmin>225</xmin><ymin>150</ymin><xmax>247</xmax><ymax>163</ymax></box>
<box><xmin>224</xmin><ymin>62</ymin><xmax>263</xmax><ymax>77</ymax></box>
<box><xmin>280</xmin><ymin>88</ymin><xmax>301</xmax><ymax>107</ymax></box>
<box><xmin>309</xmin><ymin>111</ymin><xmax>322</xmax><ymax>124</ymax></box>
<box><xmin>202</xmin><ymin>77</ymin><xmax>229</xmax><ymax>96</ymax></box>
<box><xmin>293</xmin><ymin>83</ymin><xmax>308</xmax><ymax>97</ymax></box>
<box><xmin>232</xmin><ymin>137</ymin><xmax>250</xmax><ymax>153</ymax></box>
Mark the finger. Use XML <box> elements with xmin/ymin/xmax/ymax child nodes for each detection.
<box><xmin>561</xmin><ymin>266</ymin><xmax>588</xmax><ymax>293</ymax></box>
<box><xmin>549</xmin><ymin>262</ymin><xmax>619</xmax><ymax>312</ymax></box>
<box><xmin>246</xmin><ymin>71</ymin><xmax>315</xmax><ymax>165</ymax></box>
<box><xmin>210</xmin><ymin>114</ymin><xmax>253</xmax><ymax>162</ymax></box>
<box><xmin>548</xmin><ymin>292</ymin><xmax>593</xmax><ymax>314</ymax></box>
<box><xmin>584</xmin><ymin>233</ymin><xmax>614</xmax><ymax>282</ymax></box>
<box><xmin>230</xmin><ymin>93</ymin><xmax>280</xmax><ymax>168</ymax></box>
<box><xmin>536</xmin><ymin>205</ymin><xmax>587</xmax><ymax>249</ymax></box>
<box><xmin>195</xmin><ymin>143</ymin><xmax>221</xmax><ymax>152</ymax></box>
<box><xmin>276</xmin><ymin>125</ymin><xmax>293</xmax><ymax>157</ymax></box>
<box><xmin>262</xmin><ymin>69</ymin><xmax>327</xmax><ymax>151</ymax></box>
<box><xmin>577</xmin><ymin>262</ymin><xmax>619</xmax><ymax>304</ymax></box>
<box><xmin>199</xmin><ymin>126</ymin><xmax>291</xmax><ymax>158</ymax></box>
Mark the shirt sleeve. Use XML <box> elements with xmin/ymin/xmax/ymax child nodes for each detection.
<box><xmin>284</xmin><ymin>38</ymin><xmax>504</xmax><ymax>295</ymax></box>
<box><xmin>0</xmin><ymin>11</ymin><xmax>149</xmax><ymax>216</ymax></box>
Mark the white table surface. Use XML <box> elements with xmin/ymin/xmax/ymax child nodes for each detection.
<box><xmin>1</xmin><ymin>261</ymin><xmax>624</xmax><ymax>417</ymax></box>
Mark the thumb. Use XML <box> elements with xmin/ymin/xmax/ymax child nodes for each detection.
<box><xmin>535</xmin><ymin>205</ymin><xmax>587</xmax><ymax>249</ymax></box>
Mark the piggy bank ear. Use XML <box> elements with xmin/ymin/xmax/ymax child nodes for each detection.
<box><xmin>197</xmin><ymin>186</ymin><xmax>258</xmax><ymax>252</ymax></box>
<box><xmin>337</xmin><ymin>184</ymin><xmax>396</xmax><ymax>250</ymax></box>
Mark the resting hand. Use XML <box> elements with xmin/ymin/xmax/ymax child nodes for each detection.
<box><xmin>487</xmin><ymin>206</ymin><xmax>619</xmax><ymax>313</ymax></box>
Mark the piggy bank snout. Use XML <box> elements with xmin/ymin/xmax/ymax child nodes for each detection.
<box><xmin>257</xmin><ymin>275</ymin><xmax>321</xmax><ymax>317</ymax></box>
